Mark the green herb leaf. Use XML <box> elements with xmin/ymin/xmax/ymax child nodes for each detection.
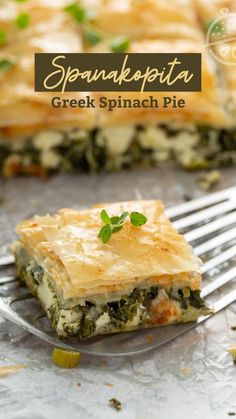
<box><xmin>98</xmin><ymin>209</ymin><xmax>147</xmax><ymax>244</ymax></box>
<box><xmin>64</xmin><ymin>3</ymin><xmax>90</xmax><ymax>23</ymax></box>
<box><xmin>110</xmin><ymin>216</ymin><xmax>120</xmax><ymax>225</ymax></box>
<box><xmin>0</xmin><ymin>59</ymin><xmax>13</xmax><ymax>72</ymax></box>
<box><xmin>119</xmin><ymin>211</ymin><xmax>129</xmax><ymax>224</ymax></box>
<box><xmin>84</xmin><ymin>28</ymin><xmax>102</xmax><ymax>45</ymax></box>
<box><xmin>15</xmin><ymin>0</ymin><xmax>29</xmax><ymax>2</ymax></box>
<box><xmin>0</xmin><ymin>31</ymin><xmax>6</xmax><ymax>46</ymax></box>
<box><xmin>15</xmin><ymin>12</ymin><xmax>30</xmax><ymax>29</ymax></box>
<box><xmin>100</xmin><ymin>209</ymin><xmax>110</xmax><ymax>224</ymax></box>
<box><xmin>98</xmin><ymin>224</ymin><xmax>112</xmax><ymax>244</ymax></box>
<box><xmin>111</xmin><ymin>226</ymin><xmax>123</xmax><ymax>234</ymax></box>
<box><xmin>110</xmin><ymin>36</ymin><xmax>130</xmax><ymax>53</ymax></box>
<box><xmin>130</xmin><ymin>211</ymin><xmax>147</xmax><ymax>227</ymax></box>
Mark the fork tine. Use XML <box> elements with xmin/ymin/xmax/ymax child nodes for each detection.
<box><xmin>0</xmin><ymin>254</ymin><xmax>14</xmax><ymax>267</ymax></box>
<box><xmin>211</xmin><ymin>289</ymin><xmax>236</xmax><ymax>312</ymax></box>
<box><xmin>194</xmin><ymin>227</ymin><xmax>236</xmax><ymax>256</ymax></box>
<box><xmin>0</xmin><ymin>275</ymin><xmax>16</xmax><ymax>285</ymax></box>
<box><xmin>202</xmin><ymin>246</ymin><xmax>236</xmax><ymax>274</ymax></box>
<box><xmin>185</xmin><ymin>212</ymin><xmax>236</xmax><ymax>242</ymax></box>
<box><xmin>173</xmin><ymin>200</ymin><xmax>236</xmax><ymax>230</ymax></box>
<box><xmin>166</xmin><ymin>186</ymin><xmax>236</xmax><ymax>218</ymax></box>
<box><xmin>201</xmin><ymin>267</ymin><xmax>236</xmax><ymax>298</ymax></box>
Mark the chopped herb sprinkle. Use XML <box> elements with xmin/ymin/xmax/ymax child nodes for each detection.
<box><xmin>110</xmin><ymin>36</ymin><xmax>130</xmax><ymax>53</ymax></box>
<box><xmin>231</xmin><ymin>326</ymin><xmax>236</xmax><ymax>331</ymax></box>
<box><xmin>0</xmin><ymin>59</ymin><xmax>14</xmax><ymax>72</ymax></box>
<box><xmin>84</xmin><ymin>28</ymin><xmax>102</xmax><ymax>45</ymax></box>
<box><xmin>98</xmin><ymin>209</ymin><xmax>147</xmax><ymax>243</ymax></box>
<box><xmin>64</xmin><ymin>3</ymin><xmax>91</xmax><ymax>23</ymax></box>
<box><xmin>0</xmin><ymin>31</ymin><xmax>6</xmax><ymax>46</ymax></box>
<box><xmin>15</xmin><ymin>13</ymin><xmax>30</xmax><ymax>29</ymax></box>
<box><xmin>109</xmin><ymin>398</ymin><xmax>122</xmax><ymax>411</ymax></box>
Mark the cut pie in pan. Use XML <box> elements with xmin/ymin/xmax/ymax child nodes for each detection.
<box><xmin>0</xmin><ymin>0</ymin><xmax>236</xmax><ymax>175</ymax></box>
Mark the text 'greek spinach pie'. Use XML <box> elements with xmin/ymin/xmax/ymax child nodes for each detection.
<box><xmin>13</xmin><ymin>200</ymin><xmax>211</xmax><ymax>339</ymax></box>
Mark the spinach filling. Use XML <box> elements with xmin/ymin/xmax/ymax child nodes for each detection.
<box><xmin>16</xmin><ymin>248</ymin><xmax>209</xmax><ymax>338</ymax></box>
<box><xmin>168</xmin><ymin>287</ymin><xmax>207</xmax><ymax>310</ymax></box>
<box><xmin>1</xmin><ymin>124</ymin><xmax>236</xmax><ymax>174</ymax></box>
<box><xmin>106</xmin><ymin>287</ymin><xmax>158</xmax><ymax>326</ymax></box>
<box><xmin>0</xmin><ymin>143</ymin><xmax>10</xmax><ymax>169</ymax></box>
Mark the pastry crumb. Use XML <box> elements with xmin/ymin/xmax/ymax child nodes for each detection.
<box><xmin>76</xmin><ymin>382</ymin><xmax>81</xmax><ymax>387</ymax></box>
<box><xmin>105</xmin><ymin>383</ymin><xmax>114</xmax><ymax>388</ymax></box>
<box><xmin>146</xmin><ymin>334</ymin><xmax>153</xmax><ymax>342</ymax></box>
<box><xmin>0</xmin><ymin>364</ymin><xmax>26</xmax><ymax>377</ymax></box>
<box><xmin>231</xmin><ymin>326</ymin><xmax>236</xmax><ymax>331</ymax></box>
<box><xmin>109</xmin><ymin>398</ymin><xmax>122</xmax><ymax>411</ymax></box>
<box><xmin>179</xmin><ymin>367</ymin><xmax>192</xmax><ymax>375</ymax></box>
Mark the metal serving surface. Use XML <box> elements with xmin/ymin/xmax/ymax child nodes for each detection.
<box><xmin>0</xmin><ymin>167</ymin><xmax>236</xmax><ymax>419</ymax></box>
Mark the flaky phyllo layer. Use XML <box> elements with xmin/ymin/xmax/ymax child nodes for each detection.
<box><xmin>13</xmin><ymin>200</ymin><xmax>211</xmax><ymax>338</ymax></box>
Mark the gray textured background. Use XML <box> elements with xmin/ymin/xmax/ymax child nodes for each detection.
<box><xmin>0</xmin><ymin>167</ymin><xmax>235</xmax><ymax>419</ymax></box>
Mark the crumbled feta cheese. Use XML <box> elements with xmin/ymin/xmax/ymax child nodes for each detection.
<box><xmin>97</xmin><ymin>126</ymin><xmax>135</xmax><ymax>155</ymax></box>
<box><xmin>95</xmin><ymin>312</ymin><xmax>110</xmax><ymax>331</ymax></box>
<box><xmin>37</xmin><ymin>278</ymin><xmax>56</xmax><ymax>312</ymax></box>
<box><xmin>40</xmin><ymin>150</ymin><xmax>61</xmax><ymax>168</ymax></box>
<box><xmin>138</xmin><ymin>126</ymin><xmax>171</xmax><ymax>151</ymax></box>
<box><xmin>33</xmin><ymin>131</ymin><xmax>63</xmax><ymax>151</ymax></box>
<box><xmin>57</xmin><ymin>309</ymin><xmax>82</xmax><ymax>335</ymax></box>
<box><xmin>172</xmin><ymin>132</ymin><xmax>200</xmax><ymax>166</ymax></box>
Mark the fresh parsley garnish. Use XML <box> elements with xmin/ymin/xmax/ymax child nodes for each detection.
<box><xmin>98</xmin><ymin>209</ymin><xmax>147</xmax><ymax>243</ymax></box>
<box><xmin>130</xmin><ymin>211</ymin><xmax>147</xmax><ymax>226</ymax></box>
<box><xmin>110</xmin><ymin>36</ymin><xmax>130</xmax><ymax>53</ymax></box>
<box><xmin>84</xmin><ymin>28</ymin><xmax>102</xmax><ymax>45</ymax></box>
<box><xmin>15</xmin><ymin>13</ymin><xmax>30</xmax><ymax>29</ymax></box>
<box><xmin>0</xmin><ymin>31</ymin><xmax>6</xmax><ymax>46</ymax></box>
<box><xmin>0</xmin><ymin>59</ymin><xmax>14</xmax><ymax>72</ymax></box>
<box><xmin>64</xmin><ymin>3</ymin><xmax>91</xmax><ymax>23</ymax></box>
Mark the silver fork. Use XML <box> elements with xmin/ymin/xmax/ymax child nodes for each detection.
<box><xmin>0</xmin><ymin>186</ymin><xmax>235</xmax><ymax>356</ymax></box>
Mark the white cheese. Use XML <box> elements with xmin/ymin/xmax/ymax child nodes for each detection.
<box><xmin>33</xmin><ymin>131</ymin><xmax>63</xmax><ymax>151</ymax></box>
<box><xmin>95</xmin><ymin>312</ymin><xmax>110</xmax><ymax>332</ymax></box>
<box><xmin>37</xmin><ymin>277</ymin><xmax>56</xmax><ymax>312</ymax></box>
<box><xmin>40</xmin><ymin>150</ymin><xmax>61</xmax><ymax>168</ymax></box>
<box><xmin>171</xmin><ymin>132</ymin><xmax>199</xmax><ymax>166</ymax></box>
<box><xmin>57</xmin><ymin>309</ymin><xmax>82</xmax><ymax>335</ymax></box>
<box><xmin>97</xmin><ymin>126</ymin><xmax>135</xmax><ymax>155</ymax></box>
<box><xmin>138</xmin><ymin>126</ymin><xmax>171</xmax><ymax>151</ymax></box>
